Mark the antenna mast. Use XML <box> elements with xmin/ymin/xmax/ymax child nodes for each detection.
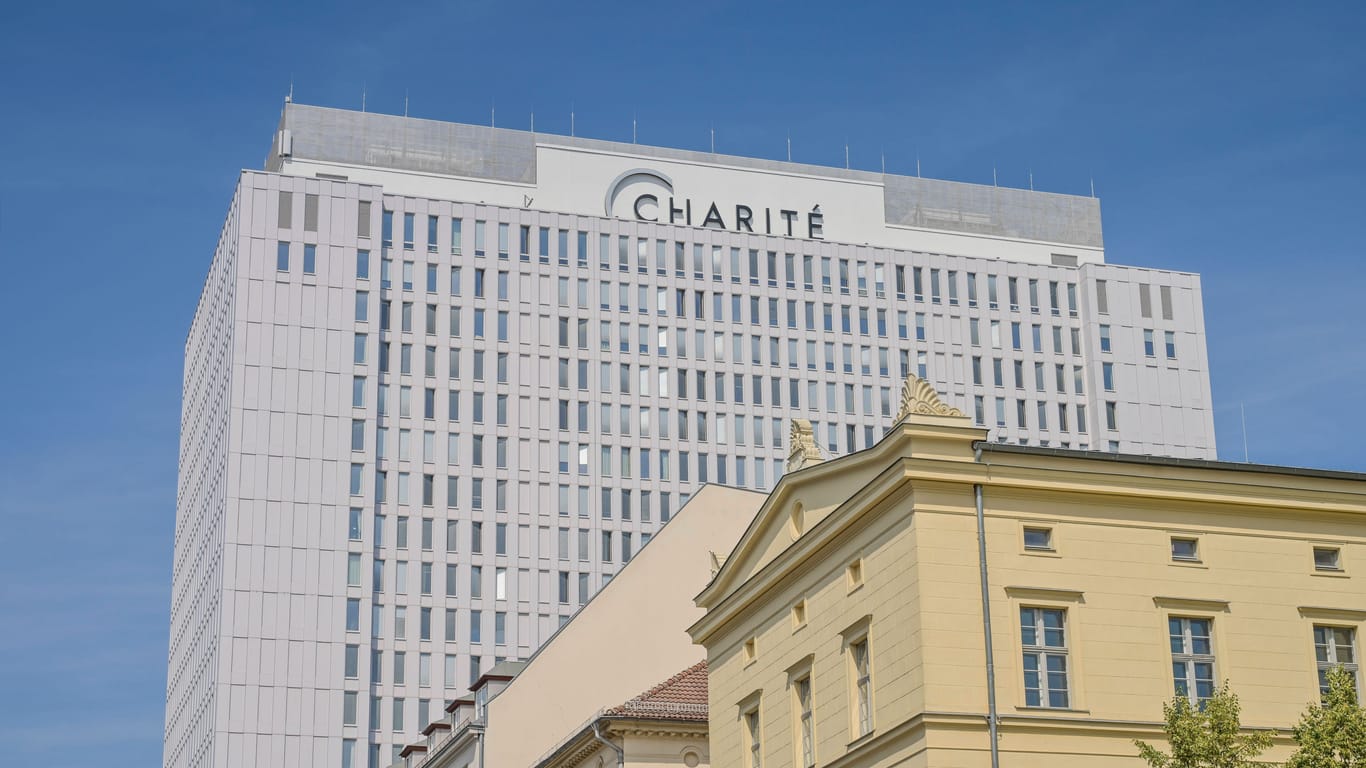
<box><xmin>1241</xmin><ymin>402</ymin><xmax>1250</xmax><ymax>462</ymax></box>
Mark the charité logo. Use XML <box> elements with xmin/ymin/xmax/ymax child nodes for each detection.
<box><xmin>603</xmin><ymin>168</ymin><xmax>825</xmax><ymax>240</ymax></box>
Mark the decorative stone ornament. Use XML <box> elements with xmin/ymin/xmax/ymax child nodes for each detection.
<box><xmin>787</xmin><ymin>418</ymin><xmax>825</xmax><ymax>472</ymax></box>
<box><xmin>895</xmin><ymin>373</ymin><xmax>966</xmax><ymax>422</ymax></box>
<box><xmin>708</xmin><ymin>550</ymin><xmax>727</xmax><ymax>579</ymax></box>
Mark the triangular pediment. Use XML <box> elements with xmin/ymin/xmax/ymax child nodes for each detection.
<box><xmin>695</xmin><ymin>376</ymin><xmax>984</xmax><ymax>618</ymax></box>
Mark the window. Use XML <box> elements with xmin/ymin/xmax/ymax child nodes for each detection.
<box><xmin>851</xmin><ymin>638</ymin><xmax>872</xmax><ymax>736</ymax></box>
<box><xmin>1023</xmin><ymin>526</ymin><xmax>1053</xmax><ymax>551</ymax></box>
<box><xmin>1144</xmin><ymin>329</ymin><xmax>1156</xmax><ymax>357</ymax></box>
<box><xmin>342</xmin><ymin>691</ymin><xmax>357</xmax><ymax>726</ymax></box>
<box><xmin>1314</xmin><ymin>546</ymin><xmax>1343</xmax><ymax>571</ymax></box>
<box><xmin>795</xmin><ymin>676</ymin><xmax>814</xmax><ymax>768</ymax></box>
<box><xmin>1171</xmin><ymin>536</ymin><xmax>1200</xmax><ymax>562</ymax></box>
<box><xmin>344</xmin><ymin>644</ymin><xmax>359</xmax><ymax>678</ymax></box>
<box><xmin>1169</xmin><ymin>617</ymin><xmax>1215</xmax><ymax>707</ymax></box>
<box><xmin>1165</xmin><ymin>331</ymin><xmax>1177</xmax><ymax>359</ymax></box>
<box><xmin>846</xmin><ymin>559</ymin><xmax>864</xmax><ymax>591</ymax></box>
<box><xmin>1020</xmin><ymin>607</ymin><xmax>1069</xmax><ymax>708</ymax></box>
<box><xmin>276</xmin><ymin>241</ymin><xmax>289</xmax><ymax>272</ymax></box>
<box><xmin>1314</xmin><ymin>626</ymin><xmax>1358</xmax><ymax>697</ymax></box>
<box><xmin>346</xmin><ymin>553</ymin><xmax>361</xmax><ymax>587</ymax></box>
<box><xmin>745</xmin><ymin>708</ymin><xmax>762</xmax><ymax>768</ymax></box>
<box><xmin>345</xmin><ymin>598</ymin><xmax>360</xmax><ymax>632</ymax></box>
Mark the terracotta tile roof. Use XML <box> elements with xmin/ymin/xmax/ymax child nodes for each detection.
<box><xmin>605</xmin><ymin>661</ymin><xmax>709</xmax><ymax>721</ymax></box>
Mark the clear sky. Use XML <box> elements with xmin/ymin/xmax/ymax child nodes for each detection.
<box><xmin>0</xmin><ymin>1</ymin><xmax>1362</xmax><ymax>765</ymax></box>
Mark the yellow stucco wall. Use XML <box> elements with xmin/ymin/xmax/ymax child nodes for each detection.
<box><xmin>693</xmin><ymin>410</ymin><xmax>1366</xmax><ymax>768</ymax></box>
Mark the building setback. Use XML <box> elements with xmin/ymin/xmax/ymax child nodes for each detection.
<box><xmin>165</xmin><ymin>102</ymin><xmax>1217</xmax><ymax>768</ymax></box>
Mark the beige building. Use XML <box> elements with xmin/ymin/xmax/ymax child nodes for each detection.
<box><xmin>412</xmin><ymin>484</ymin><xmax>764</xmax><ymax>768</ymax></box>
<box><xmin>688</xmin><ymin>375</ymin><xmax>1366</xmax><ymax>768</ymax></box>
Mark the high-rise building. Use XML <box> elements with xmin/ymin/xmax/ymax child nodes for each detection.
<box><xmin>165</xmin><ymin>102</ymin><xmax>1216</xmax><ymax>768</ymax></box>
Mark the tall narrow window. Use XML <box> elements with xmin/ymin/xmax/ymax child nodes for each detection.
<box><xmin>278</xmin><ymin>191</ymin><xmax>293</xmax><ymax>229</ymax></box>
<box><xmin>745</xmin><ymin>708</ymin><xmax>762</xmax><ymax>768</ymax></box>
<box><xmin>342</xmin><ymin>691</ymin><xmax>357</xmax><ymax>726</ymax></box>
<box><xmin>1314</xmin><ymin>626</ymin><xmax>1359</xmax><ymax>698</ymax></box>
<box><xmin>1020</xmin><ymin>607</ymin><xmax>1069</xmax><ymax>708</ymax></box>
<box><xmin>1170</xmin><ymin>617</ymin><xmax>1215</xmax><ymax>707</ymax></box>
<box><xmin>795</xmin><ymin>676</ymin><xmax>814</xmax><ymax>768</ymax></box>
<box><xmin>852</xmin><ymin>639</ymin><xmax>872</xmax><ymax>736</ymax></box>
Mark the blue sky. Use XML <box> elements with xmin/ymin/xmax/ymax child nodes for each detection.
<box><xmin>0</xmin><ymin>1</ymin><xmax>1362</xmax><ymax>765</ymax></box>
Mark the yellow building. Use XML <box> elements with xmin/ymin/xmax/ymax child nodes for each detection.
<box><xmin>688</xmin><ymin>375</ymin><xmax>1366</xmax><ymax>768</ymax></box>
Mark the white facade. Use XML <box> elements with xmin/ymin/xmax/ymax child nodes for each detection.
<box><xmin>165</xmin><ymin>103</ymin><xmax>1216</xmax><ymax>768</ymax></box>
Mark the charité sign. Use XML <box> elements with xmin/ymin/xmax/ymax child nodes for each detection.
<box><xmin>604</xmin><ymin>168</ymin><xmax>825</xmax><ymax>240</ymax></box>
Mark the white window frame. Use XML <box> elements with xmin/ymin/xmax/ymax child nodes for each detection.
<box><xmin>794</xmin><ymin>675</ymin><xmax>813</xmax><ymax>768</ymax></box>
<box><xmin>1314</xmin><ymin>625</ymin><xmax>1359</xmax><ymax>698</ymax></box>
<box><xmin>1020</xmin><ymin>606</ymin><xmax>1070</xmax><ymax>708</ymax></box>
<box><xmin>744</xmin><ymin>707</ymin><xmax>762</xmax><ymax>768</ymax></box>
<box><xmin>1169</xmin><ymin>617</ymin><xmax>1216</xmax><ymax>707</ymax></box>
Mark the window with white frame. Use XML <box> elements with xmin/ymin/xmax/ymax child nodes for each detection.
<box><xmin>795</xmin><ymin>676</ymin><xmax>814</xmax><ymax>767</ymax></box>
<box><xmin>851</xmin><ymin>638</ymin><xmax>872</xmax><ymax>736</ymax></box>
<box><xmin>1020</xmin><ymin>607</ymin><xmax>1069</xmax><ymax>708</ymax></box>
<box><xmin>1314</xmin><ymin>625</ymin><xmax>1359</xmax><ymax>698</ymax></box>
<box><xmin>745</xmin><ymin>707</ymin><xmax>762</xmax><ymax>768</ymax></box>
<box><xmin>1313</xmin><ymin>546</ymin><xmax>1343</xmax><ymax>572</ymax></box>
<box><xmin>1169</xmin><ymin>617</ymin><xmax>1215</xmax><ymax>707</ymax></box>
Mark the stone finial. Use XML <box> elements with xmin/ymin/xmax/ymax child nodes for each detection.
<box><xmin>787</xmin><ymin>418</ymin><xmax>825</xmax><ymax>472</ymax></box>
<box><xmin>708</xmin><ymin>550</ymin><xmax>726</xmax><ymax>578</ymax></box>
<box><xmin>895</xmin><ymin>372</ymin><xmax>966</xmax><ymax>422</ymax></box>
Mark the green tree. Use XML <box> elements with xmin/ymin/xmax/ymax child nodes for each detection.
<box><xmin>1287</xmin><ymin>666</ymin><xmax>1366</xmax><ymax>768</ymax></box>
<box><xmin>1135</xmin><ymin>683</ymin><xmax>1273</xmax><ymax>768</ymax></box>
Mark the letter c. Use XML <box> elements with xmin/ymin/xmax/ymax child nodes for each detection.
<box><xmin>633</xmin><ymin>193</ymin><xmax>658</xmax><ymax>222</ymax></box>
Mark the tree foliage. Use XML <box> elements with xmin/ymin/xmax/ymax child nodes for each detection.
<box><xmin>1135</xmin><ymin>683</ymin><xmax>1273</xmax><ymax>768</ymax></box>
<box><xmin>1287</xmin><ymin>666</ymin><xmax>1366</xmax><ymax>768</ymax></box>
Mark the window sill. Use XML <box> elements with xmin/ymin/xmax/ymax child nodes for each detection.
<box><xmin>1311</xmin><ymin>569</ymin><xmax>1350</xmax><ymax>579</ymax></box>
<box><xmin>845</xmin><ymin>730</ymin><xmax>877</xmax><ymax>749</ymax></box>
<box><xmin>1169</xmin><ymin>559</ymin><xmax>1207</xmax><ymax>569</ymax></box>
<box><xmin>1022</xmin><ymin>548</ymin><xmax>1061</xmax><ymax>559</ymax></box>
<box><xmin>1014</xmin><ymin>706</ymin><xmax>1091</xmax><ymax>715</ymax></box>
